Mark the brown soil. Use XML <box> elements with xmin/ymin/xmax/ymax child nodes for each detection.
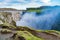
<box><xmin>27</xmin><ymin>30</ymin><xmax>60</xmax><ymax>40</ymax></box>
<box><xmin>18</xmin><ymin>27</ymin><xmax>60</xmax><ymax>40</ymax></box>
<box><xmin>0</xmin><ymin>27</ymin><xmax>60</xmax><ymax>40</ymax></box>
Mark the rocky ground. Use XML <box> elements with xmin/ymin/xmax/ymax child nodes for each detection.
<box><xmin>0</xmin><ymin>24</ymin><xmax>60</xmax><ymax>40</ymax></box>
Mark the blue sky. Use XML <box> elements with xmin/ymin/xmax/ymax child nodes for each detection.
<box><xmin>0</xmin><ymin>0</ymin><xmax>60</xmax><ymax>10</ymax></box>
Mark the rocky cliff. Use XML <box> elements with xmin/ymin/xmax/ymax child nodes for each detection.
<box><xmin>0</xmin><ymin>8</ymin><xmax>22</xmax><ymax>26</ymax></box>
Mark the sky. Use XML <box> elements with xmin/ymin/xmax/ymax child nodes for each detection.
<box><xmin>0</xmin><ymin>0</ymin><xmax>60</xmax><ymax>10</ymax></box>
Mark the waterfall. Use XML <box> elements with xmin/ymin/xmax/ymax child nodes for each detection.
<box><xmin>16</xmin><ymin>6</ymin><xmax>60</xmax><ymax>30</ymax></box>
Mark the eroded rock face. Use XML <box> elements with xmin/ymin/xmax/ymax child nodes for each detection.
<box><xmin>0</xmin><ymin>20</ymin><xmax>3</xmax><ymax>24</ymax></box>
<box><xmin>0</xmin><ymin>12</ymin><xmax>12</xmax><ymax>23</ymax></box>
<box><xmin>0</xmin><ymin>12</ymin><xmax>20</xmax><ymax>26</ymax></box>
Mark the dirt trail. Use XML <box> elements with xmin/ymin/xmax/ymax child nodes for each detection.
<box><xmin>0</xmin><ymin>33</ymin><xmax>13</xmax><ymax>40</ymax></box>
<box><xmin>36</xmin><ymin>32</ymin><xmax>60</xmax><ymax>40</ymax></box>
<box><xmin>0</xmin><ymin>27</ymin><xmax>60</xmax><ymax>40</ymax></box>
<box><xmin>29</xmin><ymin>30</ymin><xmax>60</xmax><ymax>40</ymax></box>
<box><xmin>17</xmin><ymin>27</ymin><xmax>60</xmax><ymax>40</ymax></box>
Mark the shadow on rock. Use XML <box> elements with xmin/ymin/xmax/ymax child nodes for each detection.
<box><xmin>9</xmin><ymin>33</ymin><xmax>26</xmax><ymax>40</ymax></box>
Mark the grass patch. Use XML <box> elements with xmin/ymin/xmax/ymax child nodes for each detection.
<box><xmin>27</xmin><ymin>9</ymin><xmax>41</xmax><ymax>13</ymax></box>
<box><xmin>0</xmin><ymin>29</ymin><xmax>12</xmax><ymax>34</ymax></box>
<box><xmin>0</xmin><ymin>23</ymin><xmax>16</xmax><ymax>29</ymax></box>
<box><xmin>17</xmin><ymin>31</ymin><xmax>44</xmax><ymax>40</ymax></box>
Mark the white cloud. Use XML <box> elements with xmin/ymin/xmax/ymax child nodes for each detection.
<box><xmin>17</xmin><ymin>0</ymin><xmax>25</xmax><ymax>1</ymax></box>
<box><xmin>40</xmin><ymin>0</ymin><xmax>51</xmax><ymax>3</ymax></box>
<box><xmin>0</xmin><ymin>0</ymin><xmax>57</xmax><ymax>10</ymax></box>
<box><xmin>40</xmin><ymin>0</ymin><xmax>52</xmax><ymax>5</ymax></box>
<box><xmin>9</xmin><ymin>1</ymin><xmax>41</xmax><ymax>10</ymax></box>
<box><xmin>0</xmin><ymin>0</ymin><xmax>42</xmax><ymax>10</ymax></box>
<box><xmin>25</xmin><ymin>2</ymin><xmax>41</xmax><ymax>8</ymax></box>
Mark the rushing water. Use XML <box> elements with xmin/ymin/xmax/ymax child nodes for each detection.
<box><xmin>16</xmin><ymin>6</ymin><xmax>60</xmax><ymax>30</ymax></box>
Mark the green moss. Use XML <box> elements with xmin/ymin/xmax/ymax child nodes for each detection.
<box><xmin>17</xmin><ymin>31</ymin><xmax>44</xmax><ymax>40</ymax></box>
<box><xmin>12</xmin><ymin>29</ymin><xmax>60</xmax><ymax>40</ymax></box>
<box><xmin>0</xmin><ymin>18</ymin><xmax>5</xmax><ymax>22</ymax></box>
<box><xmin>26</xmin><ymin>9</ymin><xmax>42</xmax><ymax>15</ymax></box>
<box><xmin>44</xmin><ymin>30</ymin><xmax>60</xmax><ymax>34</ymax></box>
<box><xmin>27</xmin><ymin>9</ymin><xmax>41</xmax><ymax>13</ymax></box>
<box><xmin>0</xmin><ymin>24</ymin><xmax>60</xmax><ymax>40</ymax></box>
<box><xmin>0</xmin><ymin>29</ymin><xmax>12</xmax><ymax>34</ymax></box>
<box><xmin>0</xmin><ymin>23</ymin><xmax>16</xmax><ymax>29</ymax></box>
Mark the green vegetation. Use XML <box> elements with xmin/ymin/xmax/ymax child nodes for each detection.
<box><xmin>0</xmin><ymin>25</ymin><xmax>60</xmax><ymax>40</ymax></box>
<box><xmin>12</xmin><ymin>28</ymin><xmax>60</xmax><ymax>40</ymax></box>
<box><xmin>17</xmin><ymin>31</ymin><xmax>43</xmax><ymax>40</ymax></box>
<box><xmin>26</xmin><ymin>8</ymin><xmax>41</xmax><ymax>13</ymax></box>
<box><xmin>27</xmin><ymin>9</ymin><xmax>41</xmax><ymax>13</ymax></box>
<box><xmin>0</xmin><ymin>29</ymin><xmax>12</xmax><ymax>34</ymax></box>
<box><xmin>44</xmin><ymin>30</ymin><xmax>60</xmax><ymax>34</ymax></box>
<box><xmin>0</xmin><ymin>18</ymin><xmax>60</xmax><ymax>40</ymax></box>
<box><xmin>0</xmin><ymin>23</ymin><xmax>16</xmax><ymax>29</ymax></box>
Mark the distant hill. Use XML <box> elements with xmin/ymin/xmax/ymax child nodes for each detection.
<box><xmin>0</xmin><ymin>8</ymin><xmax>19</xmax><ymax>11</ymax></box>
<box><xmin>0</xmin><ymin>8</ymin><xmax>25</xmax><ymax>11</ymax></box>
